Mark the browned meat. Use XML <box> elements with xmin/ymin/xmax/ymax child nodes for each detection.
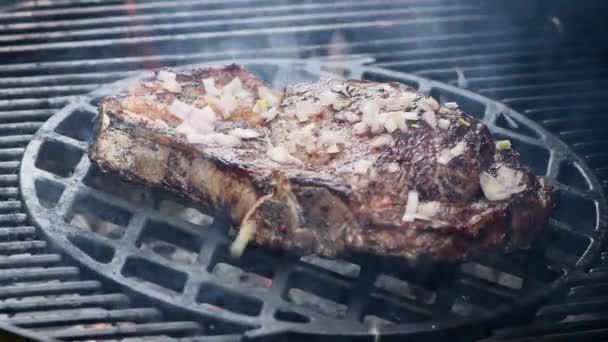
<box><xmin>88</xmin><ymin>64</ymin><xmax>553</xmax><ymax>263</ymax></box>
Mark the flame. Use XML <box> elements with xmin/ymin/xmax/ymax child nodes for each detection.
<box><xmin>123</xmin><ymin>0</ymin><xmax>161</xmax><ymax>70</ymax></box>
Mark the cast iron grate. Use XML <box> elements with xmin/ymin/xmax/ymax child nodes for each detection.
<box><xmin>19</xmin><ymin>59</ymin><xmax>607</xmax><ymax>340</ymax></box>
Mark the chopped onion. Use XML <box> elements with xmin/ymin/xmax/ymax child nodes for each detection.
<box><xmin>384</xmin><ymin>116</ymin><xmax>398</xmax><ymax>133</ymax></box>
<box><xmin>326</xmin><ymin>144</ymin><xmax>340</xmax><ymax>154</ymax></box>
<box><xmin>438</xmin><ymin>118</ymin><xmax>451</xmax><ymax>130</ymax></box>
<box><xmin>353</xmin><ymin>159</ymin><xmax>374</xmax><ymax>174</ymax></box>
<box><xmin>168</xmin><ymin>99</ymin><xmax>194</xmax><ymax>120</ymax></box>
<box><xmin>319</xmin><ymin>90</ymin><xmax>338</xmax><ymax>106</ymax></box>
<box><xmin>187</xmin><ymin>119</ymin><xmax>214</xmax><ymax>134</ymax></box>
<box><xmin>175</xmin><ymin>122</ymin><xmax>197</xmax><ymax>135</ymax></box>
<box><xmin>261</xmin><ymin>107</ymin><xmax>278</xmax><ymax>122</ymax></box>
<box><xmin>186</xmin><ymin>132</ymin><xmax>241</xmax><ymax>147</ymax></box>
<box><xmin>267</xmin><ymin>146</ymin><xmax>301</xmax><ymax>164</ymax></box>
<box><xmin>417</xmin><ymin>201</ymin><xmax>440</xmax><ymax>218</ymax></box>
<box><xmin>229</xmin><ymin>128</ymin><xmax>261</xmax><ymax>139</ymax></box>
<box><xmin>218</xmin><ymin>92</ymin><xmax>238</xmax><ymax>118</ymax></box>
<box><xmin>445</xmin><ymin>102</ymin><xmax>459</xmax><ymax>109</ymax></box>
<box><xmin>386</xmin><ymin>162</ymin><xmax>400</xmax><ymax>173</ymax></box>
<box><xmin>402</xmin><ymin>111</ymin><xmax>419</xmax><ymax>121</ymax></box>
<box><xmin>344</xmin><ymin>112</ymin><xmax>361</xmax><ymax>123</ymax></box>
<box><xmin>370</xmin><ymin>135</ymin><xmax>393</xmax><ymax>149</ymax></box>
<box><xmin>385</xmin><ymin>112</ymin><xmax>408</xmax><ymax>132</ymax></box>
<box><xmin>295</xmin><ymin>101</ymin><xmax>321</xmax><ymax>122</ymax></box>
<box><xmin>156</xmin><ymin>70</ymin><xmax>181</xmax><ymax>93</ymax></box>
<box><xmin>190</xmin><ymin>105</ymin><xmax>216</xmax><ymax>123</ymax></box>
<box><xmin>353</xmin><ymin>122</ymin><xmax>368</xmax><ymax>135</ymax></box>
<box><xmin>421</xmin><ymin>111</ymin><xmax>437</xmax><ymax>128</ymax></box>
<box><xmin>361</xmin><ymin>102</ymin><xmax>382</xmax><ymax>133</ymax></box>
<box><xmin>257</xmin><ymin>87</ymin><xmax>282</xmax><ymax>108</ymax></box>
<box><xmin>418</xmin><ymin>97</ymin><xmax>439</xmax><ymax>112</ymax></box>
<box><xmin>437</xmin><ymin>141</ymin><xmax>466</xmax><ymax>165</ymax></box>
<box><xmin>402</xmin><ymin>190</ymin><xmax>419</xmax><ymax>222</ymax></box>
<box><xmin>223</xmin><ymin>77</ymin><xmax>244</xmax><ymax>96</ymax></box>
<box><xmin>319</xmin><ymin>130</ymin><xmax>346</xmax><ymax>146</ymax></box>
<box><xmin>479</xmin><ymin>165</ymin><xmax>526</xmax><ymax>201</ymax></box>
<box><xmin>155</xmin><ymin>119</ymin><xmax>169</xmax><ymax>129</ymax></box>
<box><xmin>157</xmin><ymin>70</ymin><xmax>176</xmax><ymax>83</ymax></box>
<box><xmin>202</xmin><ymin>78</ymin><xmax>221</xmax><ymax>96</ymax></box>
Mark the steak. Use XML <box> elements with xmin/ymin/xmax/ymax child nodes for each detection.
<box><xmin>88</xmin><ymin>64</ymin><xmax>553</xmax><ymax>263</ymax></box>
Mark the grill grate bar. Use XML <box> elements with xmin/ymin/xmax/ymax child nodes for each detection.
<box><xmin>4</xmin><ymin>0</ymin><xmax>465</xmax><ymax>20</ymax></box>
<box><xmin>0</xmin><ymin>163</ymin><xmax>20</xmax><ymax>173</ymax></box>
<box><xmin>0</xmin><ymin>240</ymin><xmax>47</xmax><ymax>254</ymax></box>
<box><xmin>0</xmin><ymin>266</ymin><xmax>79</xmax><ymax>283</ymax></box>
<box><xmin>47</xmin><ymin>321</ymin><xmax>203</xmax><ymax>340</ymax></box>
<box><xmin>0</xmin><ymin>226</ymin><xmax>34</xmax><ymax>238</ymax></box>
<box><xmin>0</xmin><ymin>253</ymin><xmax>62</xmax><ymax>268</ymax></box>
<box><xmin>0</xmin><ymin>4</ymin><xmax>481</xmax><ymax>43</ymax></box>
<box><xmin>0</xmin><ymin>200</ymin><xmax>21</xmax><ymax>212</ymax></box>
<box><xmin>0</xmin><ymin>280</ymin><xmax>101</xmax><ymax>299</ymax></box>
<box><xmin>0</xmin><ymin>148</ymin><xmax>24</xmax><ymax>161</ymax></box>
<box><xmin>0</xmin><ymin>293</ymin><xmax>130</xmax><ymax>313</ymax></box>
<box><xmin>0</xmin><ymin>214</ymin><xmax>28</xmax><ymax>225</ymax></box>
<box><xmin>0</xmin><ymin>85</ymin><xmax>100</xmax><ymax>100</ymax></box>
<box><xmin>8</xmin><ymin>307</ymin><xmax>162</xmax><ymax>327</ymax></box>
<box><xmin>0</xmin><ymin>14</ymin><xmax>497</xmax><ymax>56</ymax></box>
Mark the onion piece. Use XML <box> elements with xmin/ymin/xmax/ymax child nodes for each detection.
<box><xmin>438</xmin><ymin>118</ymin><xmax>451</xmax><ymax>130</ymax></box>
<box><xmin>261</xmin><ymin>107</ymin><xmax>278</xmax><ymax>122</ymax></box>
<box><xmin>479</xmin><ymin>165</ymin><xmax>527</xmax><ymax>201</ymax></box>
<box><xmin>402</xmin><ymin>190</ymin><xmax>419</xmax><ymax>222</ymax></box>
<box><xmin>267</xmin><ymin>146</ymin><xmax>302</xmax><ymax>164</ymax></box>
<box><xmin>157</xmin><ymin>70</ymin><xmax>176</xmax><ymax>83</ymax></box>
<box><xmin>326</xmin><ymin>144</ymin><xmax>340</xmax><ymax>154</ymax></box>
<box><xmin>353</xmin><ymin>122</ymin><xmax>368</xmax><ymax>135</ymax></box>
<box><xmin>384</xmin><ymin>116</ymin><xmax>398</xmax><ymax>133</ymax></box>
<box><xmin>417</xmin><ymin>201</ymin><xmax>440</xmax><ymax>218</ymax></box>
<box><xmin>258</xmin><ymin>86</ymin><xmax>282</xmax><ymax>108</ymax></box>
<box><xmin>421</xmin><ymin>111</ymin><xmax>437</xmax><ymax>128</ymax></box>
<box><xmin>437</xmin><ymin>141</ymin><xmax>466</xmax><ymax>165</ymax></box>
<box><xmin>295</xmin><ymin>101</ymin><xmax>321</xmax><ymax>122</ymax></box>
<box><xmin>344</xmin><ymin>112</ymin><xmax>361</xmax><ymax>123</ymax></box>
<box><xmin>370</xmin><ymin>135</ymin><xmax>393</xmax><ymax>149</ymax></box>
<box><xmin>445</xmin><ymin>102</ymin><xmax>459</xmax><ymax>109</ymax></box>
<box><xmin>229</xmin><ymin>128</ymin><xmax>261</xmax><ymax>139</ymax></box>
<box><xmin>190</xmin><ymin>105</ymin><xmax>216</xmax><ymax>123</ymax></box>
<box><xmin>319</xmin><ymin>90</ymin><xmax>338</xmax><ymax>106</ymax></box>
<box><xmin>186</xmin><ymin>133</ymin><xmax>241</xmax><ymax>147</ymax></box>
<box><xmin>168</xmin><ymin>99</ymin><xmax>194</xmax><ymax>120</ymax></box>
<box><xmin>202</xmin><ymin>78</ymin><xmax>221</xmax><ymax>96</ymax></box>
<box><xmin>155</xmin><ymin>119</ymin><xmax>169</xmax><ymax>129</ymax></box>
<box><xmin>187</xmin><ymin>119</ymin><xmax>214</xmax><ymax>134</ymax></box>
<box><xmin>156</xmin><ymin>70</ymin><xmax>182</xmax><ymax>93</ymax></box>
<box><xmin>223</xmin><ymin>77</ymin><xmax>244</xmax><ymax>95</ymax></box>
<box><xmin>386</xmin><ymin>162</ymin><xmax>400</xmax><ymax>173</ymax></box>
<box><xmin>353</xmin><ymin>159</ymin><xmax>374</xmax><ymax>174</ymax></box>
<box><xmin>218</xmin><ymin>92</ymin><xmax>238</xmax><ymax>118</ymax></box>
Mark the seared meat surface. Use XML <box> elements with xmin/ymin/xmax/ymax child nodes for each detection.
<box><xmin>89</xmin><ymin>64</ymin><xmax>552</xmax><ymax>262</ymax></box>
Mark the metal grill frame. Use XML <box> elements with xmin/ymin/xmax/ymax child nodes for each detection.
<box><xmin>18</xmin><ymin>59</ymin><xmax>607</xmax><ymax>340</ymax></box>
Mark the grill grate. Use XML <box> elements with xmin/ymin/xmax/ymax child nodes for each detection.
<box><xmin>1</xmin><ymin>0</ymin><xmax>607</xmax><ymax>341</ymax></box>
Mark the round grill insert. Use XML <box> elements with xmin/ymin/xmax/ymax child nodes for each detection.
<box><xmin>20</xmin><ymin>60</ymin><xmax>607</xmax><ymax>339</ymax></box>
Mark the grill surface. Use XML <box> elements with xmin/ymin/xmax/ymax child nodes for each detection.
<box><xmin>20</xmin><ymin>59</ymin><xmax>606</xmax><ymax>340</ymax></box>
<box><xmin>1</xmin><ymin>0</ymin><xmax>608</xmax><ymax>341</ymax></box>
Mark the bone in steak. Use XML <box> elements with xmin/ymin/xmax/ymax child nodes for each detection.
<box><xmin>88</xmin><ymin>64</ymin><xmax>553</xmax><ymax>262</ymax></box>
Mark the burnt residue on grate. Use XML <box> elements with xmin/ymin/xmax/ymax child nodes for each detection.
<box><xmin>17</xmin><ymin>60</ymin><xmax>607</xmax><ymax>341</ymax></box>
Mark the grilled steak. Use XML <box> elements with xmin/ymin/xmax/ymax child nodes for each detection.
<box><xmin>88</xmin><ymin>64</ymin><xmax>553</xmax><ymax>262</ymax></box>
